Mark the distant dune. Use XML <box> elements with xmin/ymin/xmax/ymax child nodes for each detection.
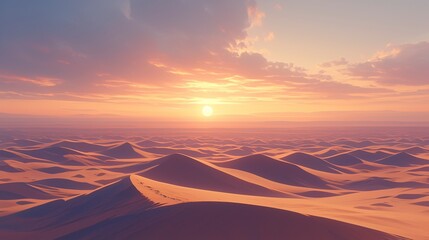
<box><xmin>35</xmin><ymin>166</ymin><xmax>71</xmax><ymax>174</ymax></box>
<box><xmin>0</xmin><ymin>131</ymin><xmax>428</xmax><ymax>239</ymax></box>
<box><xmin>141</xmin><ymin>147</ymin><xmax>207</xmax><ymax>157</ymax></box>
<box><xmin>402</xmin><ymin>146</ymin><xmax>428</xmax><ymax>154</ymax></box>
<box><xmin>281</xmin><ymin>152</ymin><xmax>351</xmax><ymax>174</ymax></box>
<box><xmin>325</xmin><ymin>153</ymin><xmax>363</xmax><ymax>166</ymax></box>
<box><xmin>50</xmin><ymin>140</ymin><xmax>107</xmax><ymax>152</ymax></box>
<box><xmin>376</xmin><ymin>152</ymin><xmax>429</xmax><ymax>166</ymax></box>
<box><xmin>224</xmin><ymin>146</ymin><xmax>255</xmax><ymax>156</ymax></box>
<box><xmin>0</xmin><ymin>182</ymin><xmax>52</xmax><ymax>200</ymax></box>
<box><xmin>31</xmin><ymin>178</ymin><xmax>98</xmax><ymax>190</ymax></box>
<box><xmin>347</xmin><ymin>149</ymin><xmax>391</xmax><ymax>161</ymax></box>
<box><xmin>139</xmin><ymin>154</ymin><xmax>285</xmax><ymax>196</ymax></box>
<box><xmin>0</xmin><ymin>162</ymin><xmax>24</xmax><ymax>173</ymax></box>
<box><xmin>101</xmin><ymin>142</ymin><xmax>146</xmax><ymax>159</ymax></box>
<box><xmin>136</xmin><ymin>139</ymin><xmax>166</xmax><ymax>147</ymax></box>
<box><xmin>17</xmin><ymin>146</ymin><xmax>99</xmax><ymax>165</ymax></box>
<box><xmin>0</xmin><ymin>150</ymin><xmax>46</xmax><ymax>163</ymax></box>
<box><xmin>219</xmin><ymin>154</ymin><xmax>330</xmax><ymax>188</ymax></box>
<box><xmin>343</xmin><ymin>177</ymin><xmax>428</xmax><ymax>191</ymax></box>
<box><xmin>12</xmin><ymin>139</ymin><xmax>42</xmax><ymax>147</ymax></box>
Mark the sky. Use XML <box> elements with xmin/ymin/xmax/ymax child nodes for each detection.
<box><xmin>0</xmin><ymin>0</ymin><xmax>429</xmax><ymax>127</ymax></box>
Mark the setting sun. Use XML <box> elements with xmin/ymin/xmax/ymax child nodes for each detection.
<box><xmin>202</xmin><ymin>105</ymin><xmax>213</xmax><ymax>117</ymax></box>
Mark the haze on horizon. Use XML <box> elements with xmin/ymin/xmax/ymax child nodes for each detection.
<box><xmin>1</xmin><ymin>0</ymin><xmax>429</xmax><ymax>127</ymax></box>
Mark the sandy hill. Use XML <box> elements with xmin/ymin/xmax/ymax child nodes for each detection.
<box><xmin>0</xmin><ymin>161</ymin><xmax>24</xmax><ymax>173</ymax></box>
<box><xmin>331</xmin><ymin>140</ymin><xmax>376</xmax><ymax>148</ymax></box>
<box><xmin>347</xmin><ymin>150</ymin><xmax>390</xmax><ymax>161</ymax></box>
<box><xmin>50</xmin><ymin>140</ymin><xmax>107</xmax><ymax>152</ymax></box>
<box><xmin>324</xmin><ymin>153</ymin><xmax>363</xmax><ymax>166</ymax></box>
<box><xmin>141</xmin><ymin>147</ymin><xmax>207</xmax><ymax>157</ymax></box>
<box><xmin>402</xmin><ymin>146</ymin><xmax>428</xmax><ymax>154</ymax></box>
<box><xmin>12</xmin><ymin>139</ymin><xmax>42</xmax><ymax>147</ymax></box>
<box><xmin>0</xmin><ymin>176</ymin><xmax>155</xmax><ymax>239</ymax></box>
<box><xmin>224</xmin><ymin>146</ymin><xmax>255</xmax><ymax>156</ymax></box>
<box><xmin>0</xmin><ymin>150</ymin><xmax>45</xmax><ymax>163</ymax></box>
<box><xmin>18</xmin><ymin>147</ymin><xmax>101</xmax><ymax>166</ymax></box>
<box><xmin>219</xmin><ymin>154</ymin><xmax>330</xmax><ymax>188</ymax></box>
<box><xmin>0</xmin><ymin>182</ymin><xmax>53</xmax><ymax>200</ymax></box>
<box><xmin>316</xmin><ymin>149</ymin><xmax>340</xmax><ymax>157</ymax></box>
<box><xmin>0</xmin><ymin>175</ymin><xmax>404</xmax><ymax>240</ymax></box>
<box><xmin>139</xmin><ymin>154</ymin><xmax>285</xmax><ymax>196</ymax></box>
<box><xmin>281</xmin><ymin>152</ymin><xmax>351</xmax><ymax>174</ymax></box>
<box><xmin>343</xmin><ymin>177</ymin><xmax>428</xmax><ymax>191</ymax></box>
<box><xmin>136</xmin><ymin>140</ymin><xmax>165</xmax><ymax>147</ymax></box>
<box><xmin>31</xmin><ymin>178</ymin><xmax>98</xmax><ymax>190</ymax></box>
<box><xmin>101</xmin><ymin>142</ymin><xmax>146</xmax><ymax>159</ymax></box>
<box><xmin>408</xmin><ymin>165</ymin><xmax>429</xmax><ymax>172</ymax></box>
<box><xmin>376</xmin><ymin>152</ymin><xmax>429</xmax><ymax>167</ymax></box>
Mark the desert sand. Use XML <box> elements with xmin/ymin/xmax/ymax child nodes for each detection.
<box><xmin>0</xmin><ymin>127</ymin><xmax>428</xmax><ymax>239</ymax></box>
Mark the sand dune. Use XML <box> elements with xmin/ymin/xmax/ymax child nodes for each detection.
<box><xmin>0</xmin><ymin>149</ymin><xmax>46</xmax><ymax>163</ymax></box>
<box><xmin>296</xmin><ymin>190</ymin><xmax>338</xmax><ymax>198</ymax></box>
<box><xmin>281</xmin><ymin>152</ymin><xmax>351</xmax><ymax>174</ymax></box>
<box><xmin>347</xmin><ymin>149</ymin><xmax>391</xmax><ymax>161</ymax></box>
<box><xmin>224</xmin><ymin>146</ymin><xmax>255</xmax><ymax>156</ymax></box>
<box><xmin>394</xmin><ymin>194</ymin><xmax>426</xmax><ymax>200</ymax></box>
<box><xmin>376</xmin><ymin>152</ymin><xmax>429</xmax><ymax>166</ymax></box>
<box><xmin>0</xmin><ymin>175</ymin><xmax>404</xmax><ymax>240</ymax></box>
<box><xmin>332</xmin><ymin>140</ymin><xmax>376</xmax><ymax>148</ymax></box>
<box><xmin>0</xmin><ymin>182</ymin><xmax>52</xmax><ymax>200</ymax></box>
<box><xmin>0</xmin><ymin>150</ymin><xmax>22</xmax><ymax>160</ymax></box>
<box><xmin>17</xmin><ymin>147</ymin><xmax>97</xmax><ymax>165</ymax></box>
<box><xmin>0</xmin><ymin>162</ymin><xmax>24</xmax><ymax>173</ymax></box>
<box><xmin>141</xmin><ymin>147</ymin><xmax>207</xmax><ymax>157</ymax></box>
<box><xmin>413</xmin><ymin>201</ymin><xmax>429</xmax><ymax>207</ymax></box>
<box><xmin>31</xmin><ymin>178</ymin><xmax>98</xmax><ymax>190</ymax></box>
<box><xmin>0</xmin><ymin>176</ymin><xmax>155</xmax><ymax>239</ymax></box>
<box><xmin>139</xmin><ymin>154</ymin><xmax>285</xmax><ymax>196</ymax></box>
<box><xmin>0</xmin><ymin>130</ymin><xmax>427</xmax><ymax>239</ymax></box>
<box><xmin>408</xmin><ymin>165</ymin><xmax>429</xmax><ymax>172</ymax></box>
<box><xmin>60</xmin><ymin>201</ymin><xmax>402</xmax><ymax>240</ymax></box>
<box><xmin>35</xmin><ymin>166</ymin><xmax>72</xmax><ymax>174</ymax></box>
<box><xmin>315</xmin><ymin>148</ymin><xmax>341</xmax><ymax>157</ymax></box>
<box><xmin>343</xmin><ymin>177</ymin><xmax>428</xmax><ymax>191</ymax></box>
<box><xmin>402</xmin><ymin>146</ymin><xmax>428</xmax><ymax>154</ymax></box>
<box><xmin>136</xmin><ymin>139</ymin><xmax>166</xmax><ymax>147</ymax></box>
<box><xmin>50</xmin><ymin>140</ymin><xmax>107</xmax><ymax>152</ymax></box>
<box><xmin>219</xmin><ymin>154</ymin><xmax>330</xmax><ymax>188</ymax></box>
<box><xmin>101</xmin><ymin>142</ymin><xmax>146</xmax><ymax>159</ymax></box>
<box><xmin>325</xmin><ymin>153</ymin><xmax>364</xmax><ymax>166</ymax></box>
<box><xmin>12</xmin><ymin>139</ymin><xmax>42</xmax><ymax>147</ymax></box>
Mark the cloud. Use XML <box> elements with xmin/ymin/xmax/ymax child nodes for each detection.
<box><xmin>0</xmin><ymin>0</ymin><xmax>258</xmax><ymax>92</ymax></box>
<box><xmin>247</xmin><ymin>5</ymin><xmax>265</xmax><ymax>27</ymax></box>
<box><xmin>320</xmin><ymin>58</ymin><xmax>348</xmax><ymax>68</ymax></box>
<box><xmin>347</xmin><ymin>42</ymin><xmax>429</xmax><ymax>85</ymax></box>
<box><xmin>274</xmin><ymin>3</ymin><xmax>283</xmax><ymax>11</ymax></box>
<box><xmin>264</xmin><ymin>32</ymin><xmax>275</xmax><ymax>42</ymax></box>
<box><xmin>0</xmin><ymin>0</ymin><xmax>392</xmax><ymax>105</ymax></box>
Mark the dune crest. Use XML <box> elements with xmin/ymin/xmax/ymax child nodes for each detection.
<box><xmin>0</xmin><ymin>175</ymin><xmax>405</xmax><ymax>240</ymax></box>
<box><xmin>219</xmin><ymin>154</ymin><xmax>330</xmax><ymax>188</ymax></box>
<box><xmin>139</xmin><ymin>154</ymin><xmax>285</xmax><ymax>196</ymax></box>
<box><xmin>0</xmin><ymin>132</ymin><xmax>427</xmax><ymax>239</ymax></box>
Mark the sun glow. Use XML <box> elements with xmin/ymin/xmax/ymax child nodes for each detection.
<box><xmin>202</xmin><ymin>105</ymin><xmax>213</xmax><ymax>117</ymax></box>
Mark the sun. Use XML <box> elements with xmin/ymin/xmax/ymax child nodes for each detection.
<box><xmin>202</xmin><ymin>105</ymin><xmax>213</xmax><ymax>117</ymax></box>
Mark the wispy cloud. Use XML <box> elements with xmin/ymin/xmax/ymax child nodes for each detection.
<box><xmin>347</xmin><ymin>42</ymin><xmax>429</xmax><ymax>86</ymax></box>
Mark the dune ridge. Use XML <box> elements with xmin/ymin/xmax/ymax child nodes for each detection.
<box><xmin>0</xmin><ymin>132</ymin><xmax>428</xmax><ymax>239</ymax></box>
<box><xmin>0</xmin><ymin>175</ymin><xmax>405</xmax><ymax>240</ymax></box>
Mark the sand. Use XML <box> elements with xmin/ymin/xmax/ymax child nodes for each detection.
<box><xmin>0</xmin><ymin>127</ymin><xmax>428</xmax><ymax>239</ymax></box>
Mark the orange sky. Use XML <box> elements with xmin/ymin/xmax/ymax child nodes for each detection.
<box><xmin>0</xmin><ymin>0</ymin><xmax>428</xmax><ymax>127</ymax></box>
